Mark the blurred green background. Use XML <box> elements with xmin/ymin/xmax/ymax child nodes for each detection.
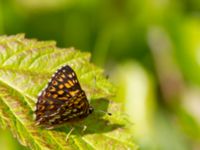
<box><xmin>0</xmin><ymin>0</ymin><xmax>200</xmax><ymax>149</ymax></box>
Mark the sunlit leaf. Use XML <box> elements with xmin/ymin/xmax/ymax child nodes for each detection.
<box><xmin>0</xmin><ymin>34</ymin><xmax>137</xmax><ymax>150</ymax></box>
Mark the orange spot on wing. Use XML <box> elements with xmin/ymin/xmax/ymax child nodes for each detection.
<box><xmin>68</xmin><ymin>74</ymin><xmax>73</xmax><ymax>78</ymax></box>
<box><xmin>49</xmin><ymin>86</ymin><xmax>56</xmax><ymax>92</ymax></box>
<box><xmin>58</xmin><ymin>90</ymin><xmax>64</xmax><ymax>95</ymax></box>
<box><xmin>49</xmin><ymin>105</ymin><xmax>55</xmax><ymax>109</ymax></box>
<box><xmin>49</xmin><ymin>101</ymin><xmax>53</xmax><ymax>105</ymax></box>
<box><xmin>65</xmin><ymin>83</ymin><xmax>71</xmax><ymax>88</ymax></box>
<box><xmin>52</xmin><ymin>80</ymin><xmax>58</xmax><ymax>85</ymax></box>
<box><xmin>68</xmin><ymin>80</ymin><xmax>74</xmax><ymax>86</ymax></box>
<box><xmin>61</xmin><ymin>73</ymin><xmax>66</xmax><ymax>78</ymax></box>
<box><xmin>39</xmin><ymin>105</ymin><xmax>45</xmax><ymax>111</ymax></box>
<box><xmin>69</xmin><ymin>90</ymin><xmax>79</xmax><ymax>96</ymax></box>
<box><xmin>53</xmin><ymin>94</ymin><xmax>58</xmax><ymax>98</ymax></box>
<box><xmin>68</xmin><ymin>103</ymin><xmax>73</xmax><ymax>107</ymax></box>
<box><xmin>59</xmin><ymin>84</ymin><xmax>64</xmax><ymax>89</ymax></box>
<box><xmin>58</xmin><ymin>97</ymin><xmax>68</xmax><ymax>100</ymax></box>
<box><xmin>74</xmin><ymin>100</ymin><xmax>79</xmax><ymax>104</ymax></box>
<box><xmin>57</xmin><ymin>77</ymin><xmax>63</xmax><ymax>82</ymax></box>
<box><xmin>46</xmin><ymin>92</ymin><xmax>51</xmax><ymax>97</ymax></box>
<box><xmin>77</xmin><ymin>102</ymin><xmax>84</xmax><ymax>108</ymax></box>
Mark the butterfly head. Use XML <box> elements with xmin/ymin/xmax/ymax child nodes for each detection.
<box><xmin>88</xmin><ymin>106</ymin><xmax>94</xmax><ymax>114</ymax></box>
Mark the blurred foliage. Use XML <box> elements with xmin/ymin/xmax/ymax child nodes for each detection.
<box><xmin>0</xmin><ymin>129</ymin><xmax>27</xmax><ymax>150</ymax></box>
<box><xmin>0</xmin><ymin>0</ymin><xmax>200</xmax><ymax>149</ymax></box>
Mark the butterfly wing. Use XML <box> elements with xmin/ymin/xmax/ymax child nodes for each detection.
<box><xmin>35</xmin><ymin>65</ymin><xmax>91</xmax><ymax>127</ymax></box>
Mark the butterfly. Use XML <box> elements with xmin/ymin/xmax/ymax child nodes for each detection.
<box><xmin>35</xmin><ymin>65</ymin><xmax>93</xmax><ymax>129</ymax></box>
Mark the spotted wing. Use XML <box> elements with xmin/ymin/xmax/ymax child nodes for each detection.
<box><xmin>35</xmin><ymin>65</ymin><xmax>90</xmax><ymax>126</ymax></box>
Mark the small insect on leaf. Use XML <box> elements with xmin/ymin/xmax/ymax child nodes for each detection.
<box><xmin>35</xmin><ymin>65</ymin><xmax>93</xmax><ymax>129</ymax></box>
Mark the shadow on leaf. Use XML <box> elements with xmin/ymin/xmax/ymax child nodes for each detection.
<box><xmin>55</xmin><ymin>99</ymin><xmax>123</xmax><ymax>135</ymax></box>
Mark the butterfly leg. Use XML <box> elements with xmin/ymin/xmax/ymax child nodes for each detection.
<box><xmin>82</xmin><ymin>125</ymin><xmax>87</xmax><ymax>132</ymax></box>
<box><xmin>46</xmin><ymin>126</ymin><xmax>54</xmax><ymax>130</ymax></box>
<box><xmin>65</xmin><ymin>127</ymin><xmax>75</xmax><ymax>142</ymax></box>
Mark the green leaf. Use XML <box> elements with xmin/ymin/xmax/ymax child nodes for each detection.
<box><xmin>0</xmin><ymin>34</ymin><xmax>137</xmax><ymax>150</ymax></box>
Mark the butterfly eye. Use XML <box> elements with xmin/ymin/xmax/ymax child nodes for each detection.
<box><xmin>89</xmin><ymin>107</ymin><xmax>94</xmax><ymax>114</ymax></box>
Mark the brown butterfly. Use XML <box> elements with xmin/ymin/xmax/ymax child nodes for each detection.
<box><xmin>35</xmin><ymin>65</ymin><xmax>93</xmax><ymax>129</ymax></box>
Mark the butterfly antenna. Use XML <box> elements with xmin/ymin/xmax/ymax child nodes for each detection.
<box><xmin>97</xmin><ymin>110</ymin><xmax>112</xmax><ymax>116</ymax></box>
